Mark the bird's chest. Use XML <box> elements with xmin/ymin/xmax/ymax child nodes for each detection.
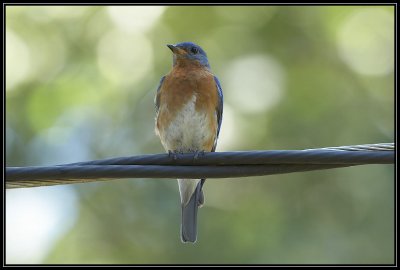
<box><xmin>158</xmin><ymin>94</ymin><xmax>215</xmax><ymax>152</ymax></box>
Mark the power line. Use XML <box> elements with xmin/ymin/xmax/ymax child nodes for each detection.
<box><xmin>5</xmin><ymin>143</ymin><xmax>395</xmax><ymax>189</ymax></box>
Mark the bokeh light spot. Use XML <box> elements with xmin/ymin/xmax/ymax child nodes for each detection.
<box><xmin>6</xmin><ymin>187</ymin><xmax>78</xmax><ymax>264</ymax></box>
<box><xmin>97</xmin><ymin>30</ymin><xmax>153</xmax><ymax>86</ymax></box>
<box><xmin>337</xmin><ymin>8</ymin><xmax>394</xmax><ymax>76</ymax></box>
<box><xmin>107</xmin><ymin>6</ymin><xmax>166</xmax><ymax>33</ymax></box>
<box><xmin>224</xmin><ymin>55</ymin><xmax>285</xmax><ymax>114</ymax></box>
<box><xmin>6</xmin><ymin>30</ymin><xmax>31</xmax><ymax>90</ymax></box>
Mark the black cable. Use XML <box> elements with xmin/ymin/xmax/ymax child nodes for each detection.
<box><xmin>6</xmin><ymin>164</ymin><xmax>357</xmax><ymax>188</ymax></box>
<box><xmin>65</xmin><ymin>148</ymin><xmax>394</xmax><ymax>167</ymax></box>
<box><xmin>5</xmin><ymin>143</ymin><xmax>395</xmax><ymax>189</ymax></box>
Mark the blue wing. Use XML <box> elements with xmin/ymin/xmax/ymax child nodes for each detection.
<box><xmin>155</xmin><ymin>76</ymin><xmax>165</xmax><ymax>114</ymax></box>
<box><xmin>212</xmin><ymin>76</ymin><xmax>224</xmax><ymax>152</ymax></box>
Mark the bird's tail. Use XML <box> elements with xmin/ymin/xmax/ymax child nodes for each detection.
<box><xmin>178</xmin><ymin>179</ymin><xmax>203</xmax><ymax>243</ymax></box>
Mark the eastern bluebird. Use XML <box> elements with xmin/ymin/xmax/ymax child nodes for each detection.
<box><xmin>154</xmin><ymin>42</ymin><xmax>223</xmax><ymax>243</ymax></box>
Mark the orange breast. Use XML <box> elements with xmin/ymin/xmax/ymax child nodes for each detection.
<box><xmin>156</xmin><ymin>65</ymin><xmax>219</xmax><ymax>151</ymax></box>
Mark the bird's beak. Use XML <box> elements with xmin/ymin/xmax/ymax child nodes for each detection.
<box><xmin>167</xmin><ymin>44</ymin><xmax>186</xmax><ymax>55</ymax></box>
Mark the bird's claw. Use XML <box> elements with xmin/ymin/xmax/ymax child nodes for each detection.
<box><xmin>193</xmin><ymin>150</ymin><xmax>205</xmax><ymax>160</ymax></box>
<box><xmin>168</xmin><ymin>150</ymin><xmax>178</xmax><ymax>160</ymax></box>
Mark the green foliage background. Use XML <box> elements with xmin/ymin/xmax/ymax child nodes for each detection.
<box><xmin>6</xmin><ymin>6</ymin><xmax>394</xmax><ymax>264</ymax></box>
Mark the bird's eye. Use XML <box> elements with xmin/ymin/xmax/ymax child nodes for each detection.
<box><xmin>191</xmin><ymin>47</ymin><xmax>199</xmax><ymax>54</ymax></box>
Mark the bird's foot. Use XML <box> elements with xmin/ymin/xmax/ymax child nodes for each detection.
<box><xmin>193</xmin><ymin>150</ymin><xmax>205</xmax><ymax>160</ymax></box>
<box><xmin>168</xmin><ymin>150</ymin><xmax>179</xmax><ymax>160</ymax></box>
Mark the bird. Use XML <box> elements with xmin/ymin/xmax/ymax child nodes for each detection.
<box><xmin>154</xmin><ymin>42</ymin><xmax>223</xmax><ymax>243</ymax></box>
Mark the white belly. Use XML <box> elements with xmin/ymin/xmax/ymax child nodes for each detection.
<box><xmin>159</xmin><ymin>95</ymin><xmax>214</xmax><ymax>152</ymax></box>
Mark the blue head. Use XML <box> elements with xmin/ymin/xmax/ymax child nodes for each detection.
<box><xmin>167</xmin><ymin>42</ymin><xmax>210</xmax><ymax>68</ymax></box>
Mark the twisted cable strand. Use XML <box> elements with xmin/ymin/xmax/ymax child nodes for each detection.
<box><xmin>6</xmin><ymin>143</ymin><xmax>394</xmax><ymax>189</ymax></box>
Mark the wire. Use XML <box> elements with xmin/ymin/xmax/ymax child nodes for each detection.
<box><xmin>65</xmin><ymin>142</ymin><xmax>394</xmax><ymax>166</ymax></box>
<box><xmin>5</xmin><ymin>143</ymin><xmax>395</xmax><ymax>189</ymax></box>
